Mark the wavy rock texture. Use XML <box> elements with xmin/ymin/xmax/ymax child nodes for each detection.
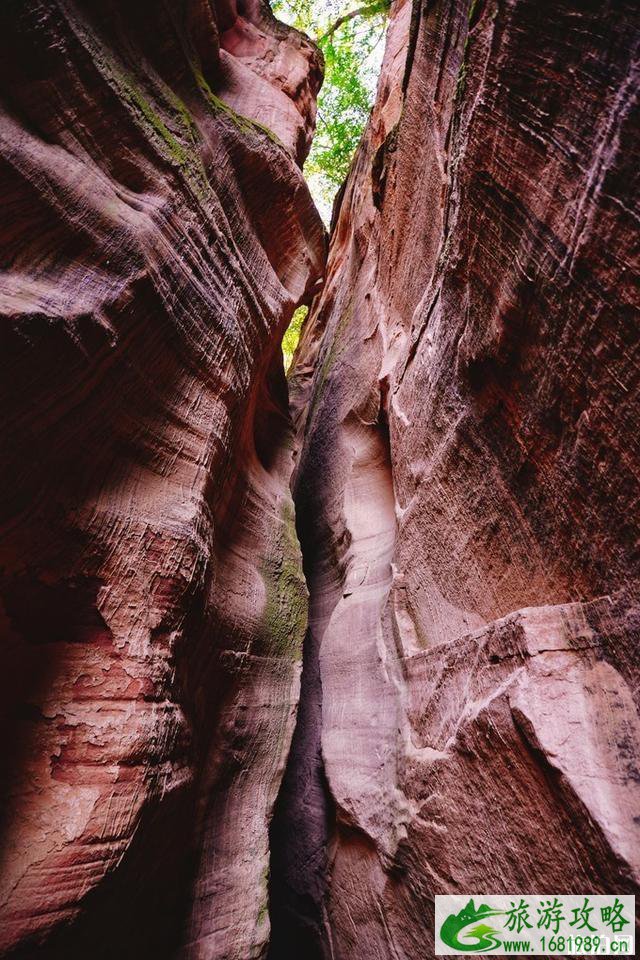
<box><xmin>0</xmin><ymin>1</ymin><xmax>324</xmax><ymax>957</ymax></box>
<box><xmin>274</xmin><ymin>0</ymin><xmax>640</xmax><ymax>955</ymax></box>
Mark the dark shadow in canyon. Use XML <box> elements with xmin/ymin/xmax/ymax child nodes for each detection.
<box><xmin>266</xmin><ymin>475</ymin><xmax>335</xmax><ymax>960</ymax></box>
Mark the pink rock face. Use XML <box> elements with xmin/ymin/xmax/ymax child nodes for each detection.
<box><xmin>217</xmin><ymin>0</ymin><xmax>323</xmax><ymax>164</ymax></box>
<box><xmin>277</xmin><ymin>0</ymin><xmax>640</xmax><ymax>955</ymax></box>
<box><xmin>2</xmin><ymin>0</ymin><xmax>639</xmax><ymax>956</ymax></box>
<box><xmin>0</xmin><ymin>1</ymin><xmax>323</xmax><ymax>957</ymax></box>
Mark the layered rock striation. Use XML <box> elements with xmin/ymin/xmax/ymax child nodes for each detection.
<box><xmin>275</xmin><ymin>0</ymin><xmax>640</xmax><ymax>955</ymax></box>
<box><xmin>1</xmin><ymin>0</ymin><xmax>639</xmax><ymax>957</ymax></box>
<box><xmin>0</xmin><ymin>1</ymin><xmax>324</xmax><ymax>957</ymax></box>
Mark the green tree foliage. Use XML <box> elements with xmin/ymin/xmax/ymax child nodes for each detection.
<box><xmin>282</xmin><ymin>305</ymin><xmax>308</xmax><ymax>371</ymax></box>
<box><xmin>274</xmin><ymin>0</ymin><xmax>388</xmax><ymax>367</ymax></box>
<box><xmin>273</xmin><ymin>0</ymin><xmax>389</xmax><ymax>215</ymax></box>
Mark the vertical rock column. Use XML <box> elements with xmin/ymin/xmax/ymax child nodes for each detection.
<box><xmin>0</xmin><ymin>1</ymin><xmax>324</xmax><ymax>957</ymax></box>
<box><xmin>281</xmin><ymin>0</ymin><xmax>640</xmax><ymax>956</ymax></box>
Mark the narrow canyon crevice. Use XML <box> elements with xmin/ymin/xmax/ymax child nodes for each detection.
<box><xmin>266</xmin><ymin>489</ymin><xmax>335</xmax><ymax>960</ymax></box>
<box><xmin>0</xmin><ymin>0</ymin><xmax>639</xmax><ymax>957</ymax></box>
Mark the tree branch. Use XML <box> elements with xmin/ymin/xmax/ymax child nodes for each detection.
<box><xmin>318</xmin><ymin>1</ymin><xmax>388</xmax><ymax>42</ymax></box>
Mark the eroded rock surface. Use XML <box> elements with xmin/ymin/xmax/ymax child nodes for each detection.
<box><xmin>276</xmin><ymin>0</ymin><xmax>640</xmax><ymax>955</ymax></box>
<box><xmin>0</xmin><ymin>1</ymin><xmax>324</xmax><ymax>957</ymax></box>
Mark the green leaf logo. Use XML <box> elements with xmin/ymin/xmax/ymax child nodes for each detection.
<box><xmin>440</xmin><ymin>900</ymin><xmax>504</xmax><ymax>952</ymax></box>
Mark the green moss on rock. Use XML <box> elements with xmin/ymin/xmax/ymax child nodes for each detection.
<box><xmin>191</xmin><ymin>63</ymin><xmax>283</xmax><ymax>148</ymax></box>
<box><xmin>260</xmin><ymin>500</ymin><xmax>307</xmax><ymax>660</ymax></box>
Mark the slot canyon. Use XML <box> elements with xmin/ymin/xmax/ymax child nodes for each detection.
<box><xmin>0</xmin><ymin>0</ymin><xmax>638</xmax><ymax>958</ymax></box>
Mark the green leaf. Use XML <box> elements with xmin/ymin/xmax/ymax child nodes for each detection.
<box><xmin>272</xmin><ymin>0</ymin><xmax>389</xmax><ymax>216</ymax></box>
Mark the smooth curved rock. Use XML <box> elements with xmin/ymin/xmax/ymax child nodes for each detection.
<box><xmin>278</xmin><ymin>0</ymin><xmax>640</xmax><ymax>955</ymax></box>
<box><xmin>0</xmin><ymin>2</ymin><xmax>324</xmax><ymax>957</ymax></box>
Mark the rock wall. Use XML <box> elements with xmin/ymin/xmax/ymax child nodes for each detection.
<box><xmin>2</xmin><ymin>0</ymin><xmax>639</xmax><ymax>957</ymax></box>
<box><xmin>276</xmin><ymin>0</ymin><xmax>640</xmax><ymax>955</ymax></box>
<box><xmin>0</xmin><ymin>2</ymin><xmax>324</xmax><ymax>957</ymax></box>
